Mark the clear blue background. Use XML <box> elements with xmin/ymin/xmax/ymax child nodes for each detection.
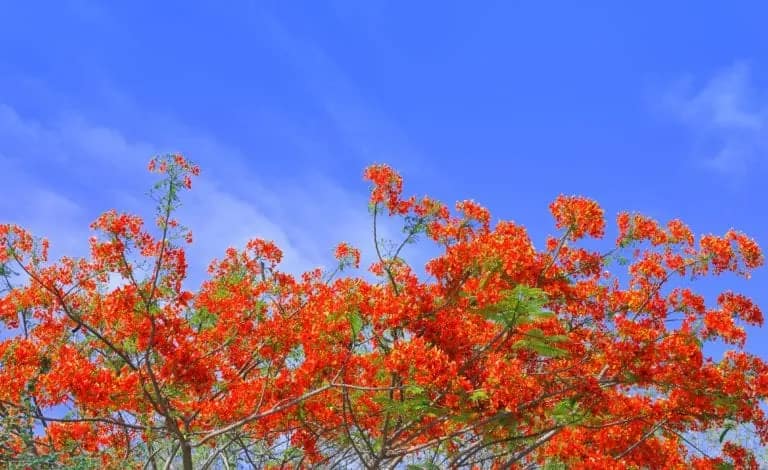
<box><xmin>1</xmin><ymin>2</ymin><xmax>766</xmax><ymax>357</ymax></box>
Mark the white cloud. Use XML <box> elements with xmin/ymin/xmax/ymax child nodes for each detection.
<box><xmin>179</xmin><ymin>180</ymin><xmax>319</xmax><ymax>282</ymax></box>
<box><xmin>664</xmin><ymin>62</ymin><xmax>768</xmax><ymax>176</ymax></box>
<box><xmin>0</xmin><ymin>171</ymin><xmax>88</xmax><ymax>258</ymax></box>
<box><xmin>177</xmin><ymin>173</ymin><xmax>407</xmax><ymax>287</ymax></box>
<box><xmin>0</xmin><ymin>104</ymin><xmax>153</xmax><ymax>164</ymax></box>
<box><xmin>0</xmin><ymin>102</ymin><xmax>388</xmax><ymax>288</ymax></box>
<box><xmin>0</xmin><ymin>15</ymin><xmax>431</xmax><ymax>286</ymax></box>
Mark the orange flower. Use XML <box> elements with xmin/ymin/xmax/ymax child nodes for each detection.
<box><xmin>333</xmin><ymin>242</ymin><xmax>361</xmax><ymax>268</ymax></box>
<box><xmin>549</xmin><ymin>195</ymin><xmax>605</xmax><ymax>240</ymax></box>
<box><xmin>0</xmin><ymin>159</ymin><xmax>764</xmax><ymax>469</ymax></box>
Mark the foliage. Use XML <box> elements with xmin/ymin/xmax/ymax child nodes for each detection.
<box><xmin>0</xmin><ymin>155</ymin><xmax>766</xmax><ymax>469</ymax></box>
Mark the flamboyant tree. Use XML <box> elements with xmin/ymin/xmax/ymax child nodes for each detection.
<box><xmin>0</xmin><ymin>155</ymin><xmax>766</xmax><ymax>469</ymax></box>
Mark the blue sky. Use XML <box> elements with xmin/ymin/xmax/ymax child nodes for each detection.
<box><xmin>1</xmin><ymin>2</ymin><xmax>767</xmax><ymax>357</ymax></box>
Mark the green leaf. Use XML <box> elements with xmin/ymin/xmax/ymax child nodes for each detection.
<box><xmin>622</xmin><ymin>371</ymin><xmax>638</xmax><ymax>383</ymax></box>
<box><xmin>525</xmin><ymin>328</ymin><xmax>546</xmax><ymax>339</ymax></box>
<box><xmin>513</xmin><ymin>339</ymin><xmax>568</xmax><ymax>358</ymax></box>
<box><xmin>542</xmin><ymin>460</ymin><xmax>568</xmax><ymax>470</ymax></box>
<box><xmin>407</xmin><ymin>464</ymin><xmax>441</xmax><ymax>470</ymax></box>
<box><xmin>719</xmin><ymin>425</ymin><xmax>733</xmax><ymax>443</ymax></box>
<box><xmin>469</xmin><ymin>389</ymin><xmax>488</xmax><ymax>403</ymax></box>
<box><xmin>551</xmin><ymin>397</ymin><xmax>583</xmax><ymax>424</ymax></box>
<box><xmin>121</xmin><ymin>336</ymin><xmax>138</xmax><ymax>354</ymax></box>
<box><xmin>191</xmin><ymin>307</ymin><xmax>218</xmax><ymax>331</ymax></box>
<box><xmin>348</xmin><ymin>311</ymin><xmax>363</xmax><ymax>339</ymax></box>
<box><xmin>39</xmin><ymin>355</ymin><xmax>52</xmax><ymax>374</ymax></box>
<box><xmin>713</xmin><ymin>394</ymin><xmax>740</xmax><ymax>413</ymax></box>
<box><xmin>547</xmin><ymin>334</ymin><xmax>569</xmax><ymax>343</ymax></box>
<box><xmin>552</xmin><ymin>399</ymin><xmax>573</xmax><ymax>418</ymax></box>
<box><xmin>405</xmin><ymin>384</ymin><xmax>425</xmax><ymax>395</ymax></box>
<box><xmin>478</xmin><ymin>284</ymin><xmax>552</xmax><ymax>327</ymax></box>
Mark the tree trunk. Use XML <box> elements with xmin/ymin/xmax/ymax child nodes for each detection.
<box><xmin>181</xmin><ymin>440</ymin><xmax>194</xmax><ymax>470</ymax></box>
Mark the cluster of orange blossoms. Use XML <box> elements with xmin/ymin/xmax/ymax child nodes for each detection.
<box><xmin>0</xmin><ymin>155</ymin><xmax>766</xmax><ymax>469</ymax></box>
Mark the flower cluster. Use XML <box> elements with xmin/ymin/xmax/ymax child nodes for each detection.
<box><xmin>0</xmin><ymin>160</ymin><xmax>764</xmax><ymax>468</ymax></box>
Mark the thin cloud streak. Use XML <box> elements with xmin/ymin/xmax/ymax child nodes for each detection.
<box><xmin>259</xmin><ymin>14</ymin><xmax>426</xmax><ymax>171</ymax></box>
<box><xmin>664</xmin><ymin>62</ymin><xmax>768</xmax><ymax>177</ymax></box>
<box><xmin>0</xmin><ymin>100</ymin><xmax>388</xmax><ymax>288</ymax></box>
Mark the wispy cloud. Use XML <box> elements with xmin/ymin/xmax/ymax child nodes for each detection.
<box><xmin>0</xmin><ymin>160</ymin><xmax>88</xmax><ymax>257</ymax></box>
<box><xmin>0</xmin><ymin>9</ymin><xmax>430</xmax><ymax>285</ymax></box>
<box><xmin>0</xmin><ymin>100</ymin><xmax>388</xmax><ymax>286</ymax></box>
<box><xmin>664</xmin><ymin>62</ymin><xmax>768</xmax><ymax>177</ymax></box>
<box><xmin>0</xmin><ymin>103</ymin><xmax>156</xmax><ymax>183</ymax></box>
<box><xmin>259</xmin><ymin>15</ymin><xmax>426</xmax><ymax>173</ymax></box>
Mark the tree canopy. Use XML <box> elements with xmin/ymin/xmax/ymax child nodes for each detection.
<box><xmin>0</xmin><ymin>155</ymin><xmax>766</xmax><ymax>469</ymax></box>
